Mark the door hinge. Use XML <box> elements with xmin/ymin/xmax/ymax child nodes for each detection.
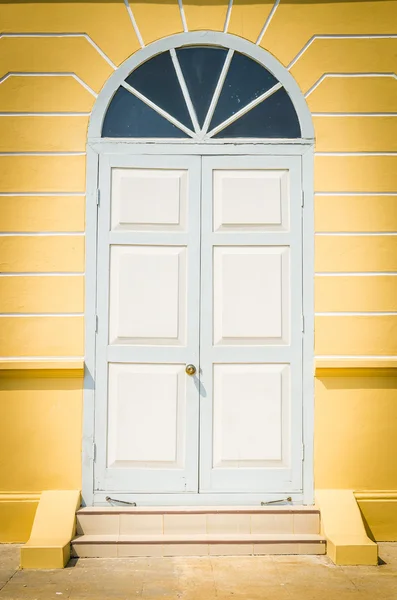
<box><xmin>301</xmin><ymin>314</ymin><xmax>305</xmax><ymax>333</ymax></box>
<box><xmin>301</xmin><ymin>444</ymin><xmax>305</xmax><ymax>461</ymax></box>
<box><xmin>96</xmin><ymin>188</ymin><xmax>100</xmax><ymax>206</ymax></box>
<box><xmin>301</xmin><ymin>190</ymin><xmax>305</xmax><ymax>207</ymax></box>
<box><xmin>92</xmin><ymin>442</ymin><xmax>97</xmax><ymax>462</ymax></box>
<box><xmin>95</xmin><ymin>314</ymin><xmax>98</xmax><ymax>333</ymax></box>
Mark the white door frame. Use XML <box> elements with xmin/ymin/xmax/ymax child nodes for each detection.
<box><xmin>82</xmin><ymin>31</ymin><xmax>315</xmax><ymax>507</ymax></box>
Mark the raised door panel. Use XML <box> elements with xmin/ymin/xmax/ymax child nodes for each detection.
<box><xmin>109</xmin><ymin>246</ymin><xmax>187</xmax><ymax>345</ymax></box>
<box><xmin>213</xmin><ymin>364</ymin><xmax>290</xmax><ymax>468</ymax></box>
<box><xmin>108</xmin><ymin>364</ymin><xmax>186</xmax><ymax>469</ymax></box>
<box><xmin>111</xmin><ymin>168</ymin><xmax>187</xmax><ymax>231</ymax></box>
<box><xmin>213</xmin><ymin>169</ymin><xmax>289</xmax><ymax>232</ymax></box>
<box><xmin>213</xmin><ymin>247</ymin><xmax>290</xmax><ymax>345</ymax></box>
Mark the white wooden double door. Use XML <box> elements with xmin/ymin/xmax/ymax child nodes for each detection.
<box><xmin>94</xmin><ymin>153</ymin><xmax>304</xmax><ymax>498</ymax></box>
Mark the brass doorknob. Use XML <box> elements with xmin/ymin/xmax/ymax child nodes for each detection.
<box><xmin>185</xmin><ymin>364</ymin><xmax>196</xmax><ymax>376</ymax></box>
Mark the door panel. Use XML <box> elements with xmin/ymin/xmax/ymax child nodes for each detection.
<box><xmin>111</xmin><ymin>168</ymin><xmax>188</xmax><ymax>231</ymax></box>
<box><xmin>213</xmin><ymin>169</ymin><xmax>290</xmax><ymax>231</ymax></box>
<box><xmin>107</xmin><ymin>363</ymin><xmax>187</xmax><ymax>469</ymax></box>
<box><xmin>94</xmin><ymin>154</ymin><xmax>200</xmax><ymax>494</ymax></box>
<box><xmin>109</xmin><ymin>246</ymin><xmax>187</xmax><ymax>345</ymax></box>
<box><xmin>200</xmin><ymin>155</ymin><xmax>303</xmax><ymax>493</ymax></box>
<box><xmin>213</xmin><ymin>364</ymin><xmax>290</xmax><ymax>468</ymax></box>
<box><xmin>213</xmin><ymin>246</ymin><xmax>290</xmax><ymax>345</ymax></box>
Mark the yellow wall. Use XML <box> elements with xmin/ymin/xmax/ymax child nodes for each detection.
<box><xmin>1</xmin><ymin>0</ymin><xmax>397</xmax><ymax>541</ymax></box>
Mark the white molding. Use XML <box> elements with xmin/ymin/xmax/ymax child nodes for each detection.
<box><xmin>88</xmin><ymin>32</ymin><xmax>315</xmax><ymax>140</ymax></box>
<box><xmin>223</xmin><ymin>0</ymin><xmax>233</xmax><ymax>33</ymax></box>
<box><xmin>0</xmin><ymin>112</ymin><xmax>91</xmax><ymax>117</ymax></box>
<box><xmin>122</xmin><ymin>0</ymin><xmax>144</xmax><ymax>48</ymax></box>
<box><xmin>178</xmin><ymin>0</ymin><xmax>188</xmax><ymax>33</ymax></box>
<box><xmin>0</xmin><ymin>355</ymin><xmax>84</xmax><ymax>360</ymax></box>
<box><xmin>120</xmin><ymin>80</ymin><xmax>197</xmax><ymax>138</ymax></box>
<box><xmin>0</xmin><ymin>313</ymin><xmax>84</xmax><ymax>317</ymax></box>
<box><xmin>207</xmin><ymin>82</ymin><xmax>282</xmax><ymax>138</ymax></box>
<box><xmin>315</xmin><ymin>312</ymin><xmax>397</xmax><ymax>317</ymax></box>
<box><xmin>305</xmin><ymin>72</ymin><xmax>397</xmax><ymax>98</ymax></box>
<box><xmin>315</xmin><ymin>191</ymin><xmax>397</xmax><ymax>196</ymax></box>
<box><xmin>82</xmin><ymin>146</ymin><xmax>99</xmax><ymax>507</ymax></box>
<box><xmin>88</xmin><ymin>141</ymin><xmax>312</xmax><ymax>154</ymax></box>
<box><xmin>255</xmin><ymin>0</ymin><xmax>281</xmax><ymax>45</ymax></box>
<box><xmin>93</xmin><ymin>492</ymin><xmax>304</xmax><ymax>506</ymax></box>
<box><xmin>0</xmin><ymin>33</ymin><xmax>117</xmax><ymax>70</ymax></box>
<box><xmin>288</xmin><ymin>35</ymin><xmax>397</xmax><ymax>70</ymax></box>
<box><xmin>315</xmin><ymin>232</ymin><xmax>397</xmax><ymax>237</ymax></box>
<box><xmin>0</xmin><ymin>272</ymin><xmax>84</xmax><ymax>277</ymax></box>
<box><xmin>316</xmin><ymin>355</ymin><xmax>397</xmax><ymax>359</ymax></box>
<box><xmin>0</xmin><ymin>232</ymin><xmax>85</xmax><ymax>237</ymax></box>
<box><xmin>0</xmin><ymin>72</ymin><xmax>98</xmax><ymax>97</ymax></box>
<box><xmin>0</xmin><ymin>152</ymin><xmax>85</xmax><ymax>156</ymax></box>
<box><xmin>0</xmin><ymin>192</ymin><xmax>85</xmax><ymax>196</ymax></box>
<box><xmin>312</xmin><ymin>113</ymin><xmax>397</xmax><ymax>118</ymax></box>
<box><xmin>170</xmin><ymin>48</ymin><xmax>200</xmax><ymax>134</ymax></box>
<box><xmin>199</xmin><ymin>49</ymin><xmax>233</xmax><ymax>137</ymax></box>
<box><xmin>301</xmin><ymin>145</ymin><xmax>315</xmax><ymax>506</ymax></box>
<box><xmin>316</xmin><ymin>272</ymin><xmax>397</xmax><ymax>277</ymax></box>
<box><xmin>315</xmin><ymin>151</ymin><xmax>397</xmax><ymax>157</ymax></box>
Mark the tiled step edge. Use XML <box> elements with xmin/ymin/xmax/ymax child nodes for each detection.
<box><xmin>72</xmin><ymin>533</ymin><xmax>325</xmax><ymax>544</ymax></box>
<box><xmin>71</xmin><ymin>534</ymin><xmax>326</xmax><ymax>557</ymax></box>
<box><xmin>77</xmin><ymin>506</ymin><xmax>320</xmax><ymax>515</ymax></box>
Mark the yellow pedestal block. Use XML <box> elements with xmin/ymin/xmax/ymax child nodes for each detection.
<box><xmin>21</xmin><ymin>490</ymin><xmax>81</xmax><ymax>569</ymax></box>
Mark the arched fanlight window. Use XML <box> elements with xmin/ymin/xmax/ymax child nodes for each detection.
<box><xmin>102</xmin><ymin>46</ymin><xmax>301</xmax><ymax>140</ymax></box>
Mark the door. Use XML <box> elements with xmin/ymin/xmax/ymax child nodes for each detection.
<box><xmin>94</xmin><ymin>154</ymin><xmax>201</xmax><ymax>493</ymax></box>
<box><xmin>199</xmin><ymin>156</ymin><xmax>303</xmax><ymax>493</ymax></box>
<box><xmin>94</xmin><ymin>152</ymin><xmax>303</xmax><ymax>497</ymax></box>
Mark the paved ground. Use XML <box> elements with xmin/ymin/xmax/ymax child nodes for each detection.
<box><xmin>0</xmin><ymin>543</ymin><xmax>396</xmax><ymax>599</ymax></box>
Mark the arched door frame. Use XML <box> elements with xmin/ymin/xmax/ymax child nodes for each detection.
<box><xmin>83</xmin><ymin>31</ymin><xmax>315</xmax><ymax>506</ymax></box>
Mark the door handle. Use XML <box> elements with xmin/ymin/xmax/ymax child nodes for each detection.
<box><xmin>185</xmin><ymin>364</ymin><xmax>197</xmax><ymax>376</ymax></box>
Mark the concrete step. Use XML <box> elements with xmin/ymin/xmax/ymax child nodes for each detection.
<box><xmin>76</xmin><ymin>506</ymin><xmax>321</xmax><ymax>537</ymax></box>
<box><xmin>72</xmin><ymin>532</ymin><xmax>326</xmax><ymax>557</ymax></box>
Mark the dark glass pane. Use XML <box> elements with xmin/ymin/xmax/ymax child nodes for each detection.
<box><xmin>177</xmin><ymin>46</ymin><xmax>227</xmax><ymax>126</ymax></box>
<box><xmin>102</xmin><ymin>86</ymin><xmax>188</xmax><ymax>138</ymax></box>
<box><xmin>213</xmin><ymin>87</ymin><xmax>301</xmax><ymax>138</ymax></box>
<box><xmin>210</xmin><ymin>51</ymin><xmax>279</xmax><ymax>130</ymax></box>
<box><xmin>126</xmin><ymin>51</ymin><xmax>192</xmax><ymax>129</ymax></box>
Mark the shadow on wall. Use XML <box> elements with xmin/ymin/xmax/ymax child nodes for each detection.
<box><xmin>314</xmin><ymin>375</ymin><xmax>397</xmax><ymax>491</ymax></box>
<box><xmin>0</xmin><ymin>372</ymin><xmax>83</xmax><ymax>491</ymax></box>
<box><xmin>0</xmin><ymin>0</ymin><xmax>374</xmax><ymax>6</ymax></box>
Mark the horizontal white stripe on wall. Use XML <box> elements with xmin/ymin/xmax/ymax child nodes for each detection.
<box><xmin>0</xmin><ymin>33</ymin><xmax>117</xmax><ymax>70</ymax></box>
<box><xmin>0</xmin><ymin>272</ymin><xmax>85</xmax><ymax>277</ymax></box>
<box><xmin>315</xmin><ymin>312</ymin><xmax>397</xmax><ymax>316</ymax></box>
<box><xmin>315</xmin><ymin>355</ymin><xmax>397</xmax><ymax>359</ymax></box>
<box><xmin>315</xmin><ymin>152</ymin><xmax>397</xmax><ymax>156</ymax></box>
<box><xmin>288</xmin><ymin>36</ymin><xmax>397</xmax><ymax>70</ymax></box>
<box><xmin>315</xmin><ymin>232</ymin><xmax>397</xmax><ymax>237</ymax></box>
<box><xmin>0</xmin><ymin>72</ymin><xmax>98</xmax><ymax>98</ymax></box>
<box><xmin>0</xmin><ymin>152</ymin><xmax>86</xmax><ymax>156</ymax></box>
<box><xmin>0</xmin><ymin>355</ymin><xmax>85</xmax><ymax>360</ymax></box>
<box><xmin>0</xmin><ymin>192</ymin><xmax>85</xmax><ymax>197</ymax></box>
<box><xmin>315</xmin><ymin>272</ymin><xmax>397</xmax><ymax>276</ymax></box>
<box><xmin>312</xmin><ymin>113</ymin><xmax>397</xmax><ymax>117</ymax></box>
<box><xmin>0</xmin><ymin>232</ymin><xmax>85</xmax><ymax>237</ymax></box>
<box><xmin>315</xmin><ymin>192</ymin><xmax>397</xmax><ymax>196</ymax></box>
<box><xmin>0</xmin><ymin>313</ymin><xmax>84</xmax><ymax>317</ymax></box>
<box><xmin>0</xmin><ymin>113</ymin><xmax>91</xmax><ymax>117</ymax></box>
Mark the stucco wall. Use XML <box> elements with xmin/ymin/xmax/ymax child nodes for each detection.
<box><xmin>1</xmin><ymin>0</ymin><xmax>397</xmax><ymax>541</ymax></box>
